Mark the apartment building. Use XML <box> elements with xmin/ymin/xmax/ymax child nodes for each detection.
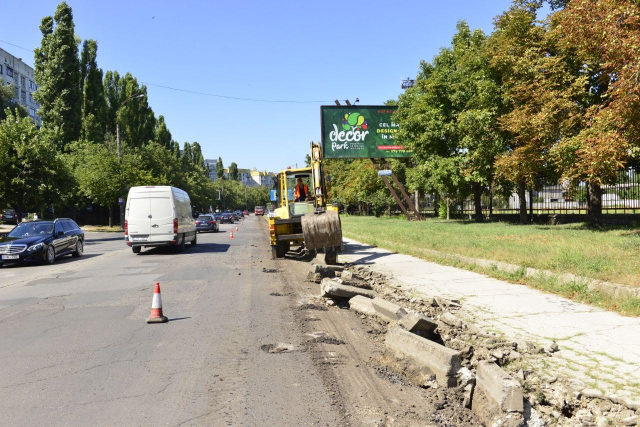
<box><xmin>0</xmin><ymin>47</ymin><xmax>41</xmax><ymax>126</ymax></box>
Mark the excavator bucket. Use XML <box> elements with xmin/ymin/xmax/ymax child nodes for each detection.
<box><xmin>301</xmin><ymin>210</ymin><xmax>342</xmax><ymax>251</ymax></box>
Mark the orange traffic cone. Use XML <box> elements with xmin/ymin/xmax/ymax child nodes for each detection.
<box><xmin>235</xmin><ymin>225</ymin><xmax>239</xmax><ymax>231</ymax></box>
<box><xmin>146</xmin><ymin>282</ymin><xmax>168</xmax><ymax>323</ymax></box>
<box><xmin>229</xmin><ymin>230</ymin><xmax>234</xmax><ymax>239</ymax></box>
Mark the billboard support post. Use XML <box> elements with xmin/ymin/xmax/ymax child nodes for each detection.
<box><xmin>382</xmin><ymin>159</ymin><xmax>422</xmax><ymax>220</ymax></box>
<box><xmin>370</xmin><ymin>158</ymin><xmax>413</xmax><ymax>221</ymax></box>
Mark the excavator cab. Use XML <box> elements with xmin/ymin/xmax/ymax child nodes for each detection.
<box><xmin>268</xmin><ymin>144</ymin><xmax>342</xmax><ymax>264</ymax></box>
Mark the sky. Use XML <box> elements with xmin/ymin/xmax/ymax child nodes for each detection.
<box><xmin>2</xmin><ymin>0</ymin><xmax>520</xmax><ymax>172</ymax></box>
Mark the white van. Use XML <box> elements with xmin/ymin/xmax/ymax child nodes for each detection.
<box><xmin>124</xmin><ymin>186</ymin><xmax>197</xmax><ymax>253</ymax></box>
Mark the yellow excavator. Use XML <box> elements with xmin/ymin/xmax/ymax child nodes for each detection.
<box><xmin>268</xmin><ymin>143</ymin><xmax>342</xmax><ymax>264</ymax></box>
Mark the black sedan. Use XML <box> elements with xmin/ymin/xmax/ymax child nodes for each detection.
<box><xmin>220</xmin><ymin>211</ymin><xmax>235</xmax><ymax>223</ymax></box>
<box><xmin>195</xmin><ymin>214</ymin><xmax>219</xmax><ymax>233</ymax></box>
<box><xmin>0</xmin><ymin>219</ymin><xmax>84</xmax><ymax>266</ymax></box>
<box><xmin>1</xmin><ymin>209</ymin><xmax>17</xmax><ymax>224</ymax></box>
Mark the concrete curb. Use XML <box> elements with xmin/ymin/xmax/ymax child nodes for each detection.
<box><xmin>398</xmin><ymin>312</ymin><xmax>438</xmax><ymax>334</ymax></box>
<box><xmin>475</xmin><ymin>361</ymin><xmax>523</xmax><ymax>413</ymax></box>
<box><xmin>385</xmin><ymin>327</ymin><xmax>461</xmax><ymax>387</ymax></box>
<box><xmin>348</xmin><ymin>296</ymin><xmax>377</xmax><ymax>316</ymax></box>
<box><xmin>371</xmin><ymin>297</ymin><xmax>407</xmax><ymax>322</ymax></box>
<box><xmin>320</xmin><ymin>278</ymin><xmax>377</xmax><ymax>299</ymax></box>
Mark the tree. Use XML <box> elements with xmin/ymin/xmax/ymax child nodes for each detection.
<box><xmin>154</xmin><ymin>115</ymin><xmax>172</xmax><ymax>149</ymax></box>
<box><xmin>0</xmin><ymin>79</ymin><xmax>28</xmax><ymax>120</ymax></box>
<box><xmin>216</xmin><ymin>157</ymin><xmax>224</xmax><ymax>179</ymax></box>
<box><xmin>229</xmin><ymin>162</ymin><xmax>239</xmax><ymax>181</ymax></box>
<box><xmin>550</xmin><ymin>0</ymin><xmax>640</xmax><ymax>225</ymax></box>
<box><xmin>0</xmin><ymin>110</ymin><xmax>65</xmax><ymax>221</ymax></box>
<box><xmin>488</xmin><ymin>4</ymin><xmax>585</xmax><ymax>223</ymax></box>
<box><xmin>33</xmin><ymin>2</ymin><xmax>82</xmax><ymax>149</ymax></box>
<box><xmin>396</xmin><ymin>21</ymin><xmax>506</xmax><ymax>220</ymax></box>
<box><xmin>104</xmin><ymin>71</ymin><xmax>156</xmax><ymax>149</ymax></box>
<box><xmin>79</xmin><ymin>39</ymin><xmax>107</xmax><ymax>143</ymax></box>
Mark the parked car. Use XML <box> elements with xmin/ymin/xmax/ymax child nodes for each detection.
<box><xmin>255</xmin><ymin>206</ymin><xmax>264</xmax><ymax>216</ymax></box>
<box><xmin>195</xmin><ymin>214</ymin><xmax>219</xmax><ymax>233</ymax></box>
<box><xmin>221</xmin><ymin>211</ymin><xmax>235</xmax><ymax>223</ymax></box>
<box><xmin>243</xmin><ymin>210</ymin><xmax>250</xmax><ymax>216</ymax></box>
<box><xmin>1</xmin><ymin>209</ymin><xmax>17</xmax><ymax>224</ymax></box>
<box><xmin>125</xmin><ymin>186</ymin><xmax>197</xmax><ymax>254</ymax></box>
<box><xmin>234</xmin><ymin>210</ymin><xmax>244</xmax><ymax>220</ymax></box>
<box><xmin>0</xmin><ymin>219</ymin><xmax>84</xmax><ymax>266</ymax></box>
<box><xmin>214</xmin><ymin>212</ymin><xmax>222</xmax><ymax>222</ymax></box>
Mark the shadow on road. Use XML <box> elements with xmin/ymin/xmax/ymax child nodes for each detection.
<box><xmin>341</xmin><ymin>242</ymin><xmax>395</xmax><ymax>265</ymax></box>
<box><xmin>167</xmin><ymin>317</ymin><xmax>192</xmax><ymax>322</ymax></box>
<box><xmin>136</xmin><ymin>243</ymin><xmax>230</xmax><ymax>256</ymax></box>
<box><xmin>0</xmin><ymin>253</ymin><xmax>102</xmax><ymax>269</ymax></box>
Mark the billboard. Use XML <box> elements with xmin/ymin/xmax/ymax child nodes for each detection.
<box><xmin>321</xmin><ymin>105</ymin><xmax>412</xmax><ymax>159</ymax></box>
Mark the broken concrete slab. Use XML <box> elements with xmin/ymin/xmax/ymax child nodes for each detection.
<box><xmin>320</xmin><ymin>278</ymin><xmax>377</xmax><ymax>299</ymax></box>
<box><xmin>440</xmin><ymin>311</ymin><xmax>463</xmax><ymax>328</ymax></box>
<box><xmin>340</xmin><ymin>270</ymin><xmax>353</xmax><ymax>281</ymax></box>
<box><xmin>371</xmin><ymin>297</ymin><xmax>407</xmax><ymax>322</ymax></box>
<box><xmin>475</xmin><ymin>361</ymin><xmax>523</xmax><ymax>413</ymax></box>
<box><xmin>348</xmin><ymin>295</ymin><xmax>377</xmax><ymax>316</ymax></box>
<box><xmin>385</xmin><ymin>327</ymin><xmax>461</xmax><ymax>387</ymax></box>
<box><xmin>398</xmin><ymin>312</ymin><xmax>438</xmax><ymax>335</ymax></box>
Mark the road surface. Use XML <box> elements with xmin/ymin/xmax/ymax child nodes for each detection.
<box><xmin>0</xmin><ymin>218</ymin><xmax>459</xmax><ymax>426</ymax></box>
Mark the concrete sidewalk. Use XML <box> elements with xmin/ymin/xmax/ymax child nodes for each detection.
<box><xmin>341</xmin><ymin>238</ymin><xmax>640</xmax><ymax>405</ymax></box>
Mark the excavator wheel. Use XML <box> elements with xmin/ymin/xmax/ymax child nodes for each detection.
<box><xmin>271</xmin><ymin>242</ymin><xmax>289</xmax><ymax>259</ymax></box>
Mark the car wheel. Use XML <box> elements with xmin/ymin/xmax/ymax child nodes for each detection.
<box><xmin>191</xmin><ymin>233</ymin><xmax>197</xmax><ymax>246</ymax></box>
<box><xmin>72</xmin><ymin>240</ymin><xmax>83</xmax><ymax>258</ymax></box>
<box><xmin>132</xmin><ymin>246</ymin><xmax>141</xmax><ymax>254</ymax></box>
<box><xmin>45</xmin><ymin>246</ymin><xmax>56</xmax><ymax>265</ymax></box>
<box><xmin>179</xmin><ymin>236</ymin><xmax>186</xmax><ymax>252</ymax></box>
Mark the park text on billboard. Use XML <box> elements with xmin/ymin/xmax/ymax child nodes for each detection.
<box><xmin>321</xmin><ymin>106</ymin><xmax>412</xmax><ymax>159</ymax></box>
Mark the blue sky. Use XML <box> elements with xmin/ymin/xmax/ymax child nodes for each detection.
<box><xmin>2</xmin><ymin>0</ymin><xmax>519</xmax><ymax>172</ymax></box>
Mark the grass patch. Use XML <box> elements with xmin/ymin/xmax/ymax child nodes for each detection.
<box><xmin>342</xmin><ymin>216</ymin><xmax>640</xmax><ymax>316</ymax></box>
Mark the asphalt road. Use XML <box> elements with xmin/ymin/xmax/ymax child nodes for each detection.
<box><xmin>0</xmin><ymin>218</ymin><xmax>341</xmax><ymax>426</ymax></box>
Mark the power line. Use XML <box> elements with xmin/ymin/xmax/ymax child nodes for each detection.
<box><xmin>140</xmin><ymin>81</ymin><xmax>332</xmax><ymax>104</ymax></box>
<box><xmin>0</xmin><ymin>39</ymin><xmax>333</xmax><ymax>104</ymax></box>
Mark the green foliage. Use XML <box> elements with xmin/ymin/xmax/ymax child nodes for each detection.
<box><xmin>216</xmin><ymin>157</ymin><xmax>224</xmax><ymax>179</ymax></box>
<box><xmin>0</xmin><ymin>79</ymin><xmax>28</xmax><ymax>120</ymax></box>
<box><xmin>0</xmin><ymin>110</ymin><xmax>67</xmax><ymax>219</ymax></box>
<box><xmin>154</xmin><ymin>116</ymin><xmax>172</xmax><ymax>149</ymax></box>
<box><xmin>33</xmin><ymin>2</ymin><xmax>82</xmax><ymax>149</ymax></box>
<box><xmin>229</xmin><ymin>162</ymin><xmax>239</xmax><ymax>181</ymax></box>
<box><xmin>79</xmin><ymin>39</ymin><xmax>107</xmax><ymax>143</ymax></box>
<box><xmin>104</xmin><ymin>71</ymin><xmax>155</xmax><ymax>149</ymax></box>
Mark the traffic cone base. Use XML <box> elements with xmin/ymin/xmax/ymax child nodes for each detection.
<box><xmin>147</xmin><ymin>282</ymin><xmax>168</xmax><ymax>324</ymax></box>
<box><xmin>230</xmin><ymin>230</ymin><xmax>234</xmax><ymax>239</ymax></box>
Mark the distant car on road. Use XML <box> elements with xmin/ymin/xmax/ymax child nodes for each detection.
<box><xmin>243</xmin><ymin>210</ymin><xmax>250</xmax><ymax>217</ymax></box>
<box><xmin>0</xmin><ymin>219</ymin><xmax>84</xmax><ymax>267</ymax></box>
<box><xmin>254</xmin><ymin>206</ymin><xmax>264</xmax><ymax>216</ymax></box>
<box><xmin>234</xmin><ymin>210</ymin><xmax>244</xmax><ymax>220</ymax></box>
<box><xmin>214</xmin><ymin>212</ymin><xmax>222</xmax><ymax>222</ymax></box>
<box><xmin>195</xmin><ymin>214</ymin><xmax>219</xmax><ymax>233</ymax></box>
<box><xmin>1</xmin><ymin>209</ymin><xmax>17</xmax><ymax>224</ymax></box>
<box><xmin>221</xmin><ymin>211</ymin><xmax>235</xmax><ymax>223</ymax></box>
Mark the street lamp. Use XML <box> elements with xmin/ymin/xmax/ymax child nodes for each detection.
<box><xmin>116</xmin><ymin>93</ymin><xmax>144</xmax><ymax>229</ymax></box>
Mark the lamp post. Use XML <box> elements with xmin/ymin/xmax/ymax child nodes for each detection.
<box><xmin>117</xmin><ymin>93</ymin><xmax>144</xmax><ymax>229</ymax></box>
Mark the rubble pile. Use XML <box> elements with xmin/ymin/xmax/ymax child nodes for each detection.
<box><xmin>309</xmin><ymin>263</ymin><xmax>640</xmax><ymax>427</ymax></box>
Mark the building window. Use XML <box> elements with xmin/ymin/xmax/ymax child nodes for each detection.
<box><xmin>29</xmin><ymin>107</ymin><xmax>36</xmax><ymax>117</ymax></box>
<box><xmin>0</xmin><ymin>64</ymin><xmax>2</xmax><ymax>74</ymax></box>
<box><xmin>6</xmin><ymin>67</ymin><xmax>13</xmax><ymax>77</ymax></box>
<box><xmin>20</xmin><ymin>75</ymin><xmax>25</xmax><ymax>88</ymax></box>
<box><xmin>21</xmin><ymin>90</ymin><xmax>26</xmax><ymax>103</ymax></box>
<box><xmin>29</xmin><ymin>80</ymin><xmax>36</xmax><ymax>90</ymax></box>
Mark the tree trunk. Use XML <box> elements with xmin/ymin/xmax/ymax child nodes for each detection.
<box><xmin>446</xmin><ymin>199</ymin><xmax>450</xmax><ymax>220</ymax></box>
<box><xmin>434</xmin><ymin>194</ymin><xmax>439</xmax><ymax>218</ymax></box>
<box><xmin>489</xmin><ymin>182</ymin><xmax>494</xmax><ymax>218</ymax></box>
<box><xmin>108</xmin><ymin>206</ymin><xmax>113</xmax><ymax>228</ymax></box>
<box><xmin>473</xmin><ymin>182</ymin><xmax>483</xmax><ymax>222</ymax></box>
<box><xmin>518</xmin><ymin>180</ymin><xmax>528</xmax><ymax>224</ymax></box>
<box><xmin>17</xmin><ymin>198</ymin><xmax>24</xmax><ymax>223</ymax></box>
<box><xmin>588</xmin><ymin>181</ymin><xmax>603</xmax><ymax>226</ymax></box>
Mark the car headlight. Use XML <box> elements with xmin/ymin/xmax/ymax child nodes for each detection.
<box><xmin>27</xmin><ymin>243</ymin><xmax>45</xmax><ymax>252</ymax></box>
